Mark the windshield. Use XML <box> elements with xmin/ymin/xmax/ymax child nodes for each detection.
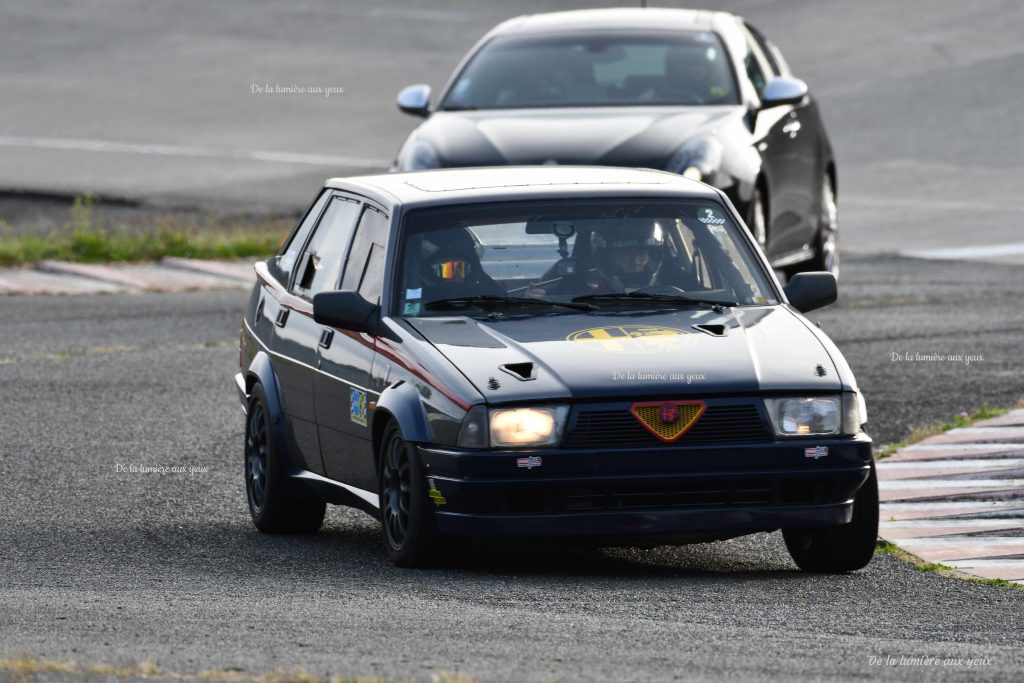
<box><xmin>441</xmin><ymin>31</ymin><xmax>739</xmax><ymax>110</ymax></box>
<box><xmin>394</xmin><ymin>199</ymin><xmax>776</xmax><ymax>317</ymax></box>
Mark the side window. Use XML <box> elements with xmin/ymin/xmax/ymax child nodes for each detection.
<box><xmin>277</xmin><ymin>190</ymin><xmax>330</xmax><ymax>284</ymax></box>
<box><xmin>744</xmin><ymin>49</ymin><xmax>768</xmax><ymax>100</ymax></box>
<box><xmin>739</xmin><ymin>24</ymin><xmax>775</xmax><ymax>101</ymax></box>
<box><xmin>341</xmin><ymin>206</ymin><xmax>389</xmax><ymax>293</ymax></box>
<box><xmin>744</xmin><ymin>23</ymin><xmax>784</xmax><ymax>76</ymax></box>
<box><xmin>292</xmin><ymin>196</ymin><xmax>361</xmax><ymax>297</ymax></box>
<box><xmin>357</xmin><ymin>243</ymin><xmax>386</xmax><ymax>304</ymax></box>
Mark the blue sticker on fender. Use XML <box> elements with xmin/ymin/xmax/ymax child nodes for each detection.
<box><xmin>350</xmin><ymin>388</ymin><xmax>367</xmax><ymax>427</ymax></box>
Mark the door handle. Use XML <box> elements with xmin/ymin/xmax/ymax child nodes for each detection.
<box><xmin>274</xmin><ymin>308</ymin><xmax>289</xmax><ymax>327</ymax></box>
<box><xmin>319</xmin><ymin>328</ymin><xmax>334</xmax><ymax>349</ymax></box>
<box><xmin>782</xmin><ymin>120</ymin><xmax>801</xmax><ymax>138</ymax></box>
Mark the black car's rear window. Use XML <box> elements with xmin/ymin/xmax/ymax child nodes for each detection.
<box><xmin>441</xmin><ymin>31</ymin><xmax>739</xmax><ymax>110</ymax></box>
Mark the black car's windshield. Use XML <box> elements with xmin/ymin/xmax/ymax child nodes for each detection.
<box><xmin>395</xmin><ymin>199</ymin><xmax>776</xmax><ymax>318</ymax></box>
<box><xmin>440</xmin><ymin>31</ymin><xmax>739</xmax><ymax>110</ymax></box>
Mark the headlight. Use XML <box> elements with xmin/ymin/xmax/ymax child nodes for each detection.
<box><xmin>665</xmin><ymin>136</ymin><xmax>724</xmax><ymax>181</ymax></box>
<box><xmin>490</xmin><ymin>406</ymin><xmax>569</xmax><ymax>447</ymax></box>
<box><xmin>764</xmin><ymin>397</ymin><xmax>841</xmax><ymax>437</ymax></box>
<box><xmin>399</xmin><ymin>139</ymin><xmax>440</xmax><ymax>171</ymax></box>
<box><xmin>456</xmin><ymin>405</ymin><xmax>570</xmax><ymax>448</ymax></box>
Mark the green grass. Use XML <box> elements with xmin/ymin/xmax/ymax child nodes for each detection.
<box><xmin>0</xmin><ymin>194</ymin><xmax>291</xmax><ymax>266</ymax></box>
<box><xmin>876</xmin><ymin>402</ymin><xmax>1015</xmax><ymax>459</ymax></box>
<box><xmin>876</xmin><ymin>542</ymin><xmax>1023</xmax><ymax>591</ymax></box>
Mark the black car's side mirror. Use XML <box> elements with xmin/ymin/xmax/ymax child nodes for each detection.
<box><xmin>761</xmin><ymin>77</ymin><xmax>808</xmax><ymax>109</ymax></box>
<box><xmin>396</xmin><ymin>84</ymin><xmax>431</xmax><ymax>117</ymax></box>
<box><xmin>313</xmin><ymin>291</ymin><xmax>380</xmax><ymax>335</ymax></box>
<box><xmin>784</xmin><ymin>272</ymin><xmax>837</xmax><ymax>313</ymax></box>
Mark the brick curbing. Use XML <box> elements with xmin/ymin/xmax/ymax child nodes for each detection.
<box><xmin>0</xmin><ymin>258</ymin><xmax>255</xmax><ymax>295</ymax></box>
<box><xmin>877</xmin><ymin>409</ymin><xmax>1024</xmax><ymax>584</ymax></box>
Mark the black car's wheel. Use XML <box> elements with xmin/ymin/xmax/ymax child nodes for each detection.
<box><xmin>783</xmin><ymin>462</ymin><xmax>878</xmax><ymax>572</ymax></box>
<box><xmin>748</xmin><ymin>187</ymin><xmax>768</xmax><ymax>252</ymax></box>
<box><xmin>245</xmin><ymin>382</ymin><xmax>325</xmax><ymax>534</ymax></box>
<box><xmin>378</xmin><ymin>421</ymin><xmax>446</xmax><ymax>567</ymax></box>
<box><xmin>807</xmin><ymin>174</ymin><xmax>839</xmax><ymax>278</ymax></box>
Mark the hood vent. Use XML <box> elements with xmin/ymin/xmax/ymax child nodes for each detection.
<box><xmin>499</xmin><ymin>362</ymin><xmax>537</xmax><ymax>381</ymax></box>
<box><xmin>693</xmin><ymin>324</ymin><xmax>727</xmax><ymax>337</ymax></box>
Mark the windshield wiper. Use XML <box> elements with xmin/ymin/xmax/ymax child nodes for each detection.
<box><xmin>571</xmin><ymin>292</ymin><xmax>738</xmax><ymax>309</ymax></box>
<box><xmin>424</xmin><ymin>295</ymin><xmax>597</xmax><ymax>312</ymax></box>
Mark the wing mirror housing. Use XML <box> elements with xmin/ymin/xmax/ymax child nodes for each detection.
<box><xmin>313</xmin><ymin>291</ymin><xmax>380</xmax><ymax>334</ymax></box>
<box><xmin>762</xmin><ymin>77</ymin><xmax>808</xmax><ymax>108</ymax></box>
<box><xmin>396</xmin><ymin>84</ymin><xmax>431</xmax><ymax>117</ymax></box>
<box><xmin>784</xmin><ymin>272</ymin><xmax>837</xmax><ymax>313</ymax></box>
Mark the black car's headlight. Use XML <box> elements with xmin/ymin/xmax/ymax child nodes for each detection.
<box><xmin>665</xmin><ymin>136</ymin><xmax>724</xmax><ymax>181</ymax></box>
<box><xmin>764</xmin><ymin>394</ymin><xmax>865</xmax><ymax>437</ymax></box>
<box><xmin>457</xmin><ymin>405</ymin><xmax>570</xmax><ymax>448</ymax></box>
<box><xmin>398</xmin><ymin>139</ymin><xmax>441</xmax><ymax>171</ymax></box>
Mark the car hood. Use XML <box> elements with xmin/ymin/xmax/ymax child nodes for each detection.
<box><xmin>406</xmin><ymin>307</ymin><xmax>842</xmax><ymax>404</ymax></box>
<box><xmin>415</xmin><ymin>106</ymin><xmax>740</xmax><ymax>167</ymax></box>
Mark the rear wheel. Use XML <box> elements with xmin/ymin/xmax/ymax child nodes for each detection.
<box><xmin>378</xmin><ymin>421</ymin><xmax>447</xmax><ymax>567</ymax></box>
<box><xmin>245</xmin><ymin>383</ymin><xmax>325</xmax><ymax>534</ymax></box>
<box><xmin>783</xmin><ymin>463</ymin><xmax>878</xmax><ymax>572</ymax></box>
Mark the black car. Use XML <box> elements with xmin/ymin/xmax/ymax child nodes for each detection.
<box><xmin>391</xmin><ymin>8</ymin><xmax>839</xmax><ymax>279</ymax></box>
<box><xmin>236</xmin><ymin>166</ymin><xmax>876</xmax><ymax>570</ymax></box>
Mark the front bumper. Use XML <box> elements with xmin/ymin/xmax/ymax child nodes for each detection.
<box><xmin>418</xmin><ymin>436</ymin><xmax>872</xmax><ymax>540</ymax></box>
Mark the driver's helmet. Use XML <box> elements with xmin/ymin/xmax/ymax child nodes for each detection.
<box><xmin>593</xmin><ymin>221</ymin><xmax>665</xmax><ymax>288</ymax></box>
<box><xmin>420</xmin><ymin>227</ymin><xmax>483</xmax><ymax>287</ymax></box>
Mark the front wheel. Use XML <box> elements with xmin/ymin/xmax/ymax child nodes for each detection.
<box><xmin>378</xmin><ymin>421</ymin><xmax>447</xmax><ymax>567</ymax></box>
<box><xmin>747</xmin><ymin>187</ymin><xmax>768</xmax><ymax>252</ymax></box>
<box><xmin>783</xmin><ymin>462</ymin><xmax>878</xmax><ymax>572</ymax></box>
<box><xmin>808</xmin><ymin>174</ymin><xmax>839</xmax><ymax>278</ymax></box>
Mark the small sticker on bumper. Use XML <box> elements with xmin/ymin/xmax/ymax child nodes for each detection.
<box><xmin>804</xmin><ymin>446</ymin><xmax>828</xmax><ymax>459</ymax></box>
<box><xmin>428</xmin><ymin>480</ymin><xmax>447</xmax><ymax>506</ymax></box>
<box><xmin>516</xmin><ymin>456</ymin><xmax>542</xmax><ymax>470</ymax></box>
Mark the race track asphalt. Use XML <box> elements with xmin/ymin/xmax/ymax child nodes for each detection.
<box><xmin>1</xmin><ymin>255</ymin><xmax>1021</xmax><ymax>682</ymax></box>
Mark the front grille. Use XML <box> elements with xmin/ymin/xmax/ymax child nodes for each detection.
<box><xmin>565</xmin><ymin>403</ymin><xmax>770</xmax><ymax>448</ymax></box>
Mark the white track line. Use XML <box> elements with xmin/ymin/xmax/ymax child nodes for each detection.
<box><xmin>0</xmin><ymin>135</ymin><xmax>390</xmax><ymax>169</ymax></box>
<box><xmin>903</xmin><ymin>243</ymin><xmax>1024</xmax><ymax>260</ymax></box>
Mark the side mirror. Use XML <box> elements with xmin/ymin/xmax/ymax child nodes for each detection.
<box><xmin>396</xmin><ymin>84</ymin><xmax>431</xmax><ymax>117</ymax></box>
<box><xmin>784</xmin><ymin>272</ymin><xmax>836</xmax><ymax>313</ymax></box>
<box><xmin>762</xmin><ymin>77</ymin><xmax>808</xmax><ymax>108</ymax></box>
<box><xmin>313</xmin><ymin>290</ymin><xmax>380</xmax><ymax>334</ymax></box>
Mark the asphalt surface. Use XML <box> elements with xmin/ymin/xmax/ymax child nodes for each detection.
<box><xmin>1</xmin><ymin>0</ymin><xmax>1023</xmax><ymax>255</ymax></box>
<box><xmin>1</xmin><ymin>255</ymin><xmax>1022</xmax><ymax>682</ymax></box>
<box><xmin>3</xmin><ymin>0</ymin><xmax>1024</xmax><ymax>680</ymax></box>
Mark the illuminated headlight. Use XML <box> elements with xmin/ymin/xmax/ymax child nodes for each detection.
<box><xmin>665</xmin><ymin>136</ymin><xmax>724</xmax><ymax>181</ymax></box>
<box><xmin>456</xmin><ymin>405</ymin><xmax>570</xmax><ymax>448</ymax></box>
<box><xmin>490</xmin><ymin>406</ymin><xmax>569</xmax><ymax>447</ymax></box>
<box><xmin>765</xmin><ymin>397</ymin><xmax>841</xmax><ymax>437</ymax></box>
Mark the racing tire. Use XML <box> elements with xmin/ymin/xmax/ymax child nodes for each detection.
<box><xmin>783</xmin><ymin>462</ymin><xmax>879</xmax><ymax>573</ymax></box>
<box><xmin>804</xmin><ymin>174</ymin><xmax>839</xmax><ymax>279</ymax></box>
<box><xmin>245</xmin><ymin>382</ymin><xmax>326</xmax><ymax>534</ymax></box>
<box><xmin>378</xmin><ymin>421</ymin><xmax>448</xmax><ymax>567</ymax></box>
